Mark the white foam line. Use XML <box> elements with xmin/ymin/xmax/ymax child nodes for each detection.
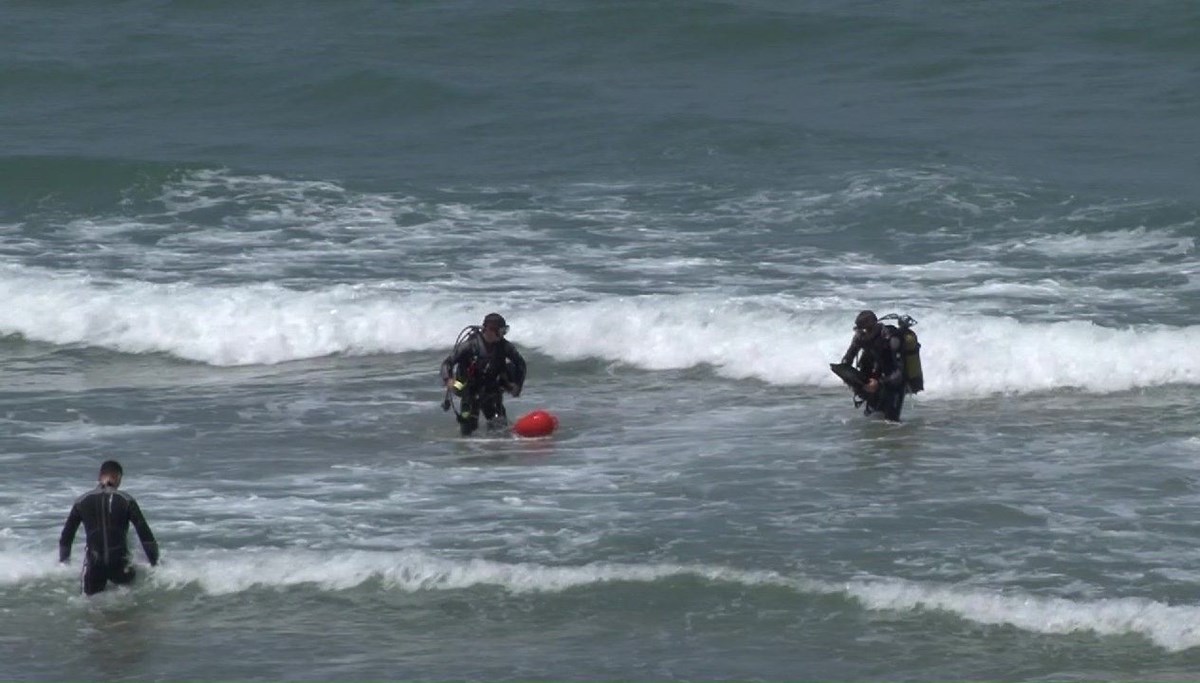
<box><xmin>8</xmin><ymin>546</ymin><xmax>1200</xmax><ymax>651</ymax></box>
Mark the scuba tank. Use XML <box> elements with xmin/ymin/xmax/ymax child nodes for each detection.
<box><xmin>441</xmin><ymin>325</ymin><xmax>481</xmax><ymax>415</ymax></box>
<box><xmin>880</xmin><ymin>314</ymin><xmax>924</xmax><ymax>394</ymax></box>
<box><xmin>450</xmin><ymin>325</ymin><xmax>481</xmax><ymax>394</ymax></box>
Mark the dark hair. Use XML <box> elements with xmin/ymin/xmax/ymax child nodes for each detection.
<box><xmin>482</xmin><ymin>312</ymin><xmax>507</xmax><ymax>328</ymax></box>
<box><xmin>99</xmin><ymin>460</ymin><xmax>124</xmax><ymax>478</ymax></box>
<box><xmin>854</xmin><ymin>310</ymin><xmax>878</xmax><ymax>330</ymax></box>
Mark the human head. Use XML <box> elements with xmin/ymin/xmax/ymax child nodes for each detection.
<box><xmin>481</xmin><ymin>313</ymin><xmax>508</xmax><ymax>341</ymax></box>
<box><xmin>98</xmin><ymin>460</ymin><xmax>123</xmax><ymax>487</ymax></box>
<box><xmin>854</xmin><ymin>310</ymin><xmax>879</xmax><ymax>337</ymax></box>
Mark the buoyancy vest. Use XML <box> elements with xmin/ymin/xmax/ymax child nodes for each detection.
<box><xmin>452</xmin><ymin>327</ymin><xmax>512</xmax><ymax>389</ymax></box>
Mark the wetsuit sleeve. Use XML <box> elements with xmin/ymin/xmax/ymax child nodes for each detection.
<box><xmin>506</xmin><ymin>343</ymin><xmax>527</xmax><ymax>388</ymax></box>
<box><xmin>840</xmin><ymin>336</ymin><xmax>862</xmax><ymax>366</ymax></box>
<box><xmin>128</xmin><ymin>499</ymin><xmax>160</xmax><ymax>566</ymax></box>
<box><xmin>59</xmin><ymin>504</ymin><xmax>82</xmax><ymax>563</ymax></box>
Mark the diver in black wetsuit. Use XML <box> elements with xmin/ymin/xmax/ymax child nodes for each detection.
<box><xmin>440</xmin><ymin>313</ymin><xmax>527</xmax><ymax>436</ymax></box>
<box><xmin>59</xmin><ymin>460</ymin><xmax>159</xmax><ymax>596</ymax></box>
<box><xmin>838</xmin><ymin>309</ymin><xmax>908</xmax><ymax>422</ymax></box>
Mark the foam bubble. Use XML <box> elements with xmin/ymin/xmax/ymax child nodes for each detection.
<box><xmin>11</xmin><ymin>545</ymin><xmax>1200</xmax><ymax>651</ymax></box>
<box><xmin>2</xmin><ymin>268</ymin><xmax>1198</xmax><ymax>395</ymax></box>
<box><xmin>0</xmin><ymin>549</ymin><xmax>73</xmax><ymax>585</ymax></box>
<box><xmin>27</xmin><ymin>420</ymin><xmax>178</xmax><ymax>443</ymax></box>
<box><xmin>146</xmin><ymin>548</ymin><xmax>791</xmax><ymax>596</ymax></box>
<box><xmin>520</xmin><ymin>303</ymin><xmax>1200</xmax><ymax>397</ymax></box>
<box><xmin>0</xmin><ymin>265</ymin><xmax>459</xmax><ymax>365</ymax></box>
<box><xmin>1014</xmin><ymin>227</ymin><xmax>1195</xmax><ymax>259</ymax></box>
<box><xmin>843</xmin><ymin>577</ymin><xmax>1200</xmax><ymax>652</ymax></box>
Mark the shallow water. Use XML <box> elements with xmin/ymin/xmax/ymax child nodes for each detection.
<box><xmin>2</xmin><ymin>1</ymin><xmax>1199</xmax><ymax>680</ymax></box>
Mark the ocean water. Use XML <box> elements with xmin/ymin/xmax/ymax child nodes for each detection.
<box><xmin>2</xmin><ymin>1</ymin><xmax>1199</xmax><ymax>680</ymax></box>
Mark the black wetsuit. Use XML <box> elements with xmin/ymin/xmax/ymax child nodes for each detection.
<box><xmin>440</xmin><ymin>333</ymin><xmax>527</xmax><ymax>436</ymax></box>
<box><xmin>859</xmin><ymin>325</ymin><xmax>907</xmax><ymax>421</ymax></box>
<box><xmin>59</xmin><ymin>484</ymin><xmax>159</xmax><ymax>595</ymax></box>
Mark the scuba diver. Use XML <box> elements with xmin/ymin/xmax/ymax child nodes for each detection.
<box><xmin>831</xmin><ymin>309</ymin><xmax>923</xmax><ymax>422</ymax></box>
<box><xmin>440</xmin><ymin>312</ymin><xmax>527</xmax><ymax>436</ymax></box>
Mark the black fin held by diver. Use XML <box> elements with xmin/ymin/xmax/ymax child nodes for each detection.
<box><xmin>830</xmin><ymin>363</ymin><xmax>867</xmax><ymax>393</ymax></box>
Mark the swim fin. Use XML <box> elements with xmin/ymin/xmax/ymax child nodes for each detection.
<box><xmin>830</xmin><ymin>363</ymin><xmax>867</xmax><ymax>394</ymax></box>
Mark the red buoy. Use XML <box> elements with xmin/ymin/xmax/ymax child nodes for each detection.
<box><xmin>512</xmin><ymin>409</ymin><xmax>558</xmax><ymax>438</ymax></box>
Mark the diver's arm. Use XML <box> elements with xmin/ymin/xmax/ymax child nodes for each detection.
<box><xmin>840</xmin><ymin>337</ymin><xmax>861</xmax><ymax>366</ymax></box>
<box><xmin>506</xmin><ymin>344</ymin><xmax>527</xmax><ymax>393</ymax></box>
<box><xmin>129</xmin><ymin>500</ymin><xmax>160</xmax><ymax>566</ymax></box>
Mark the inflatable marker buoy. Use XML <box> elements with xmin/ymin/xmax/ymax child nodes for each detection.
<box><xmin>512</xmin><ymin>409</ymin><xmax>558</xmax><ymax>438</ymax></box>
